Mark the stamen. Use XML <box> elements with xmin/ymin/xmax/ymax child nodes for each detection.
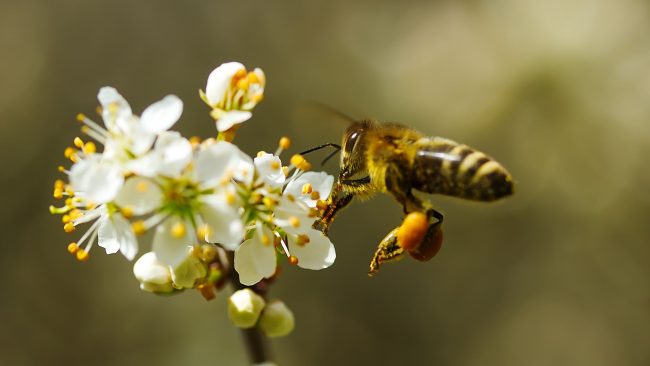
<box><xmin>64</xmin><ymin>222</ymin><xmax>76</xmax><ymax>233</ymax></box>
<box><xmin>270</xmin><ymin>161</ymin><xmax>280</xmax><ymax>170</ymax></box>
<box><xmin>301</xmin><ymin>183</ymin><xmax>313</xmax><ymax>195</ymax></box>
<box><xmin>288</xmin><ymin>256</ymin><xmax>299</xmax><ymax>265</ymax></box>
<box><xmin>275</xmin><ymin>136</ymin><xmax>291</xmax><ymax>156</ymax></box>
<box><xmin>73</xmin><ymin>137</ymin><xmax>84</xmax><ymax>148</ymax></box>
<box><xmin>83</xmin><ymin>142</ymin><xmax>96</xmax><ymax>154</ymax></box>
<box><xmin>121</xmin><ymin>206</ymin><xmax>134</xmax><ymax>219</ymax></box>
<box><xmin>132</xmin><ymin>220</ymin><xmax>146</xmax><ymax>235</ymax></box>
<box><xmin>296</xmin><ymin>234</ymin><xmax>310</xmax><ymax>246</ymax></box>
<box><xmin>136</xmin><ymin>181</ymin><xmax>149</xmax><ymax>193</ymax></box>
<box><xmin>288</xmin><ymin>216</ymin><xmax>300</xmax><ymax>228</ymax></box>
<box><xmin>67</xmin><ymin>242</ymin><xmax>79</xmax><ymax>254</ymax></box>
<box><xmin>316</xmin><ymin>200</ymin><xmax>328</xmax><ymax>210</ymax></box>
<box><xmin>64</xmin><ymin>147</ymin><xmax>76</xmax><ymax>159</ymax></box>
<box><xmin>261</xmin><ymin>234</ymin><xmax>271</xmax><ymax>246</ymax></box>
<box><xmin>262</xmin><ymin>197</ymin><xmax>275</xmax><ymax>208</ymax></box>
<box><xmin>76</xmin><ymin>249</ymin><xmax>89</xmax><ymax>261</ymax></box>
<box><xmin>53</xmin><ymin>189</ymin><xmax>64</xmax><ymax>199</ymax></box>
<box><xmin>257</xmin><ymin>151</ymin><xmax>267</xmax><ymax>158</ymax></box>
<box><xmin>226</xmin><ymin>192</ymin><xmax>237</xmax><ymax>205</ymax></box>
<box><xmin>171</xmin><ymin>221</ymin><xmax>186</xmax><ymax>238</ymax></box>
<box><xmin>81</xmin><ymin>126</ymin><xmax>107</xmax><ymax>144</ymax></box>
<box><xmin>310</xmin><ymin>191</ymin><xmax>320</xmax><ymax>200</ymax></box>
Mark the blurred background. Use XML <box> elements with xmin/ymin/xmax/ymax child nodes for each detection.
<box><xmin>1</xmin><ymin>0</ymin><xmax>649</xmax><ymax>365</ymax></box>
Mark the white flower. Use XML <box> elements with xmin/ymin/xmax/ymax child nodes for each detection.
<box><xmin>228</xmin><ymin>289</ymin><xmax>266</xmax><ymax>328</ymax></box>
<box><xmin>69</xmin><ymin>154</ymin><xmax>124</xmax><ymax>204</ymax></box>
<box><xmin>259</xmin><ymin>300</ymin><xmax>295</xmax><ymax>338</ymax></box>
<box><xmin>233</xmin><ymin>153</ymin><xmax>336</xmax><ymax>286</ymax></box>
<box><xmin>201</xmin><ymin>62</ymin><xmax>266</xmax><ymax>132</ymax></box>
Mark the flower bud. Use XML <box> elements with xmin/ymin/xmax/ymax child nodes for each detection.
<box><xmin>133</xmin><ymin>252</ymin><xmax>174</xmax><ymax>294</ymax></box>
<box><xmin>258</xmin><ymin>300</ymin><xmax>295</xmax><ymax>338</ymax></box>
<box><xmin>228</xmin><ymin>289</ymin><xmax>266</xmax><ymax>328</ymax></box>
<box><xmin>170</xmin><ymin>250</ymin><xmax>208</xmax><ymax>289</ymax></box>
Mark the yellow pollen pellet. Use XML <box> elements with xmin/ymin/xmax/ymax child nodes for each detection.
<box><xmin>76</xmin><ymin>249</ymin><xmax>89</xmax><ymax>262</ymax></box>
<box><xmin>132</xmin><ymin>220</ymin><xmax>146</xmax><ymax>235</ymax></box>
<box><xmin>310</xmin><ymin>191</ymin><xmax>320</xmax><ymax>200</ymax></box>
<box><xmin>261</xmin><ymin>234</ymin><xmax>271</xmax><ymax>245</ymax></box>
<box><xmin>73</xmin><ymin>137</ymin><xmax>84</xmax><ymax>148</ymax></box>
<box><xmin>270</xmin><ymin>161</ymin><xmax>280</xmax><ymax>170</ymax></box>
<box><xmin>289</xmin><ymin>216</ymin><xmax>300</xmax><ymax>228</ymax></box>
<box><xmin>64</xmin><ymin>222</ymin><xmax>75</xmax><ymax>233</ymax></box>
<box><xmin>53</xmin><ymin>189</ymin><xmax>63</xmax><ymax>199</ymax></box>
<box><xmin>67</xmin><ymin>242</ymin><xmax>79</xmax><ymax>254</ymax></box>
<box><xmin>121</xmin><ymin>206</ymin><xmax>134</xmax><ymax>219</ymax></box>
<box><xmin>289</xmin><ymin>256</ymin><xmax>299</xmax><ymax>265</ymax></box>
<box><xmin>83</xmin><ymin>142</ymin><xmax>96</xmax><ymax>154</ymax></box>
<box><xmin>257</xmin><ymin>151</ymin><xmax>267</xmax><ymax>158</ymax></box>
<box><xmin>301</xmin><ymin>183</ymin><xmax>313</xmax><ymax>195</ymax></box>
<box><xmin>76</xmin><ymin>113</ymin><xmax>86</xmax><ymax>122</ymax></box>
<box><xmin>279</xmin><ymin>137</ymin><xmax>291</xmax><ymax>150</ymax></box>
<box><xmin>64</xmin><ymin>147</ymin><xmax>76</xmax><ymax>159</ymax></box>
<box><xmin>136</xmin><ymin>181</ymin><xmax>149</xmax><ymax>193</ymax></box>
<box><xmin>171</xmin><ymin>222</ymin><xmax>186</xmax><ymax>238</ymax></box>
<box><xmin>61</xmin><ymin>215</ymin><xmax>71</xmax><ymax>224</ymax></box>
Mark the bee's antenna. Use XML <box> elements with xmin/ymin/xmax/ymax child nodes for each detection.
<box><xmin>300</xmin><ymin>143</ymin><xmax>341</xmax><ymax>167</ymax></box>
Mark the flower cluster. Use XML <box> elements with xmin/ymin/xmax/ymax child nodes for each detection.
<box><xmin>50</xmin><ymin>62</ymin><xmax>335</xmax><ymax>337</ymax></box>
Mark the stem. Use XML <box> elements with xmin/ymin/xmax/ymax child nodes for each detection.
<box><xmin>223</xmin><ymin>250</ymin><xmax>272</xmax><ymax>364</ymax></box>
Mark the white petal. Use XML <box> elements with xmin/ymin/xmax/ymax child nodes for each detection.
<box><xmin>205</xmin><ymin>62</ymin><xmax>244</xmax><ymax>106</ymax></box>
<box><xmin>196</xmin><ymin>141</ymin><xmax>254</xmax><ymax>187</ymax></box>
<box><xmin>234</xmin><ymin>230</ymin><xmax>277</xmax><ymax>286</ymax></box>
<box><xmin>69</xmin><ymin>157</ymin><xmax>124</xmax><ymax>204</ymax></box>
<box><xmin>254</xmin><ymin>153</ymin><xmax>285</xmax><ymax>188</ymax></box>
<box><xmin>154</xmin><ymin>131</ymin><xmax>192</xmax><ymax>177</ymax></box>
<box><xmin>124</xmin><ymin>120</ymin><xmax>156</xmax><ymax>155</ymax></box>
<box><xmin>200</xmin><ymin>195</ymin><xmax>244</xmax><ymax>250</ymax></box>
<box><xmin>152</xmin><ymin>218</ymin><xmax>194</xmax><ymax>267</ymax></box>
<box><xmin>98</xmin><ymin>214</ymin><xmax>138</xmax><ymax>260</ymax></box>
<box><xmin>140</xmin><ymin>95</ymin><xmax>183</xmax><ymax>134</ymax></box>
<box><xmin>133</xmin><ymin>252</ymin><xmax>172</xmax><ymax>285</ymax></box>
<box><xmin>288</xmin><ymin>228</ymin><xmax>335</xmax><ymax>270</ymax></box>
<box><xmin>114</xmin><ymin>176</ymin><xmax>163</xmax><ymax>215</ymax></box>
<box><xmin>97</xmin><ymin>86</ymin><xmax>132</xmax><ymax>130</ymax></box>
<box><xmin>274</xmin><ymin>197</ymin><xmax>314</xmax><ymax>235</ymax></box>
<box><xmin>126</xmin><ymin>152</ymin><xmax>162</xmax><ymax>177</ymax></box>
<box><xmin>216</xmin><ymin>111</ymin><xmax>252</xmax><ymax>132</ymax></box>
<box><xmin>284</xmin><ymin>172</ymin><xmax>334</xmax><ymax>207</ymax></box>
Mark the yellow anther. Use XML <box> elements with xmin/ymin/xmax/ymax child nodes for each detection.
<box><xmin>282</xmin><ymin>166</ymin><xmax>289</xmax><ymax>177</ymax></box>
<box><xmin>270</xmin><ymin>161</ymin><xmax>280</xmax><ymax>170</ymax></box>
<box><xmin>201</xmin><ymin>244</ymin><xmax>217</xmax><ymax>262</ymax></box>
<box><xmin>286</xmin><ymin>194</ymin><xmax>295</xmax><ymax>202</ymax></box>
<box><xmin>236</xmin><ymin>77</ymin><xmax>249</xmax><ymax>90</ymax></box>
<box><xmin>69</xmin><ymin>209</ymin><xmax>82</xmax><ymax>219</ymax></box>
<box><xmin>67</xmin><ymin>242</ymin><xmax>79</xmax><ymax>254</ymax></box>
<box><xmin>54</xmin><ymin>179</ymin><xmax>65</xmax><ymax>189</ymax></box>
<box><xmin>86</xmin><ymin>201</ymin><xmax>97</xmax><ymax>210</ymax></box>
<box><xmin>83</xmin><ymin>142</ymin><xmax>96</xmax><ymax>154</ymax></box>
<box><xmin>234</xmin><ymin>68</ymin><xmax>247</xmax><ymax>80</ymax></box>
<box><xmin>247</xmin><ymin>71</ymin><xmax>260</xmax><ymax>84</ymax></box>
<box><xmin>61</xmin><ymin>215</ymin><xmax>71</xmax><ymax>224</ymax></box>
<box><xmin>290</xmin><ymin>154</ymin><xmax>311</xmax><ymax>171</ymax></box>
<box><xmin>64</xmin><ymin>198</ymin><xmax>74</xmax><ymax>207</ymax></box>
<box><xmin>316</xmin><ymin>200</ymin><xmax>328</xmax><ymax>210</ymax></box>
<box><xmin>64</xmin><ymin>147</ymin><xmax>76</xmax><ymax>159</ymax></box>
<box><xmin>289</xmin><ymin>256</ymin><xmax>299</xmax><ymax>265</ymax></box>
<box><xmin>308</xmin><ymin>208</ymin><xmax>318</xmax><ymax>218</ymax></box>
<box><xmin>171</xmin><ymin>222</ymin><xmax>186</xmax><ymax>238</ymax></box>
<box><xmin>121</xmin><ymin>206</ymin><xmax>134</xmax><ymax>219</ymax></box>
<box><xmin>289</xmin><ymin>216</ymin><xmax>300</xmax><ymax>228</ymax></box>
<box><xmin>301</xmin><ymin>183</ymin><xmax>313</xmax><ymax>195</ymax></box>
<box><xmin>263</xmin><ymin>197</ymin><xmax>275</xmax><ymax>208</ymax></box>
<box><xmin>257</xmin><ymin>150</ymin><xmax>267</xmax><ymax>158</ymax></box>
<box><xmin>76</xmin><ymin>249</ymin><xmax>89</xmax><ymax>262</ymax></box>
<box><xmin>279</xmin><ymin>136</ymin><xmax>291</xmax><ymax>150</ymax></box>
<box><xmin>76</xmin><ymin>113</ymin><xmax>86</xmax><ymax>122</ymax></box>
<box><xmin>136</xmin><ymin>181</ymin><xmax>149</xmax><ymax>192</ymax></box>
<box><xmin>64</xmin><ymin>222</ymin><xmax>76</xmax><ymax>233</ymax></box>
<box><xmin>132</xmin><ymin>220</ymin><xmax>146</xmax><ymax>235</ymax></box>
<box><xmin>296</xmin><ymin>234</ymin><xmax>310</xmax><ymax>246</ymax></box>
<box><xmin>48</xmin><ymin>205</ymin><xmax>57</xmax><ymax>214</ymax></box>
<box><xmin>58</xmin><ymin>166</ymin><xmax>66</xmax><ymax>172</ymax></box>
<box><xmin>261</xmin><ymin>234</ymin><xmax>271</xmax><ymax>246</ymax></box>
<box><xmin>95</xmin><ymin>106</ymin><xmax>102</xmax><ymax>116</ymax></box>
<box><xmin>310</xmin><ymin>191</ymin><xmax>320</xmax><ymax>200</ymax></box>
<box><xmin>53</xmin><ymin>189</ymin><xmax>63</xmax><ymax>199</ymax></box>
<box><xmin>73</xmin><ymin>137</ymin><xmax>84</xmax><ymax>148</ymax></box>
<box><xmin>189</xmin><ymin>136</ymin><xmax>201</xmax><ymax>146</ymax></box>
<box><xmin>226</xmin><ymin>192</ymin><xmax>237</xmax><ymax>205</ymax></box>
<box><xmin>197</xmin><ymin>225</ymin><xmax>212</xmax><ymax>240</ymax></box>
<box><xmin>251</xmin><ymin>93</ymin><xmax>264</xmax><ymax>103</ymax></box>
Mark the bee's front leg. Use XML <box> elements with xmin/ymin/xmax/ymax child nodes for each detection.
<box><xmin>313</xmin><ymin>181</ymin><xmax>354</xmax><ymax>235</ymax></box>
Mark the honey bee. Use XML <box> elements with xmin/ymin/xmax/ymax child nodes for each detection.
<box><xmin>313</xmin><ymin>118</ymin><xmax>514</xmax><ymax>275</ymax></box>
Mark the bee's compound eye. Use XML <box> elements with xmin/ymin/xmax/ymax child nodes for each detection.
<box><xmin>345</xmin><ymin>131</ymin><xmax>360</xmax><ymax>153</ymax></box>
<box><xmin>408</xmin><ymin>221</ymin><xmax>443</xmax><ymax>262</ymax></box>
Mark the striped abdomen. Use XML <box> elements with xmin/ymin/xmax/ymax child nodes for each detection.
<box><xmin>410</xmin><ymin>137</ymin><xmax>513</xmax><ymax>201</ymax></box>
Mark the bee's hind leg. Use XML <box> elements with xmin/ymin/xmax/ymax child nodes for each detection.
<box><xmin>368</xmin><ymin>227</ymin><xmax>405</xmax><ymax>276</ymax></box>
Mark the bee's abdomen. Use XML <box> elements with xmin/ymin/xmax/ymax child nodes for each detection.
<box><xmin>411</xmin><ymin>138</ymin><xmax>513</xmax><ymax>201</ymax></box>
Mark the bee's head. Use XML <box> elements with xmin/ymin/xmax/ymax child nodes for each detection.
<box><xmin>340</xmin><ymin>120</ymin><xmax>372</xmax><ymax>180</ymax></box>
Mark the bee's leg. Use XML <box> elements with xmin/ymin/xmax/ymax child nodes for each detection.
<box><xmin>368</xmin><ymin>227</ymin><xmax>405</xmax><ymax>276</ymax></box>
<box><xmin>313</xmin><ymin>182</ymin><xmax>354</xmax><ymax>234</ymax></box>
